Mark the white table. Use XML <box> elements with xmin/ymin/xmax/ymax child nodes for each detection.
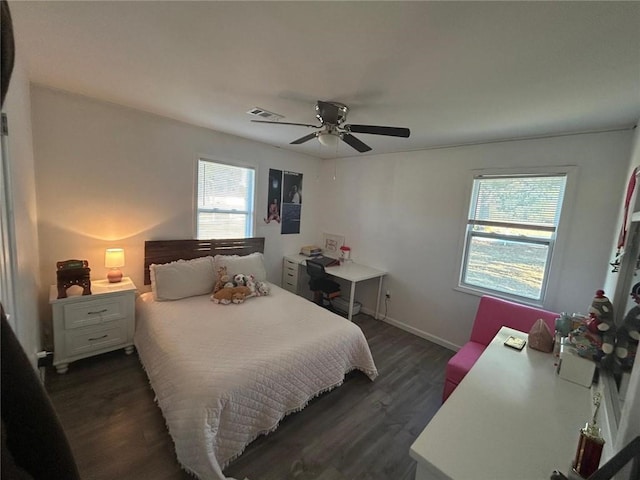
<box><xmin>410</xmin><ymin>326</ymin><xmax>593</xmax><ymax>480</ymax></box>
<box><xmin>284</xmin><ymin>254</ymin><xmax>387</xmax><ymax>321</ymax></box>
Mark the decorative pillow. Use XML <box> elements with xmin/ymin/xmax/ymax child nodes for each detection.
<box><xmin>214</xmin><ymin>252</ymin><xmax>267</xmax><ymax>282</ymax></box>
<box><xmin>150</xmin><ymin>256</ymin><xmax>215</xmax><ymax>301</ymax></box>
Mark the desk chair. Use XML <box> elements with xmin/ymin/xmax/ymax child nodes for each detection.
<box><xmin>306</xmin><ymin>259</ymin><xmax>341</xmax><ymax>307</ymax></box>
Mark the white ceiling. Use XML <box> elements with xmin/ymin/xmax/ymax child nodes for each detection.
<box><xmin>9</xmin><ymin>1</ymin><xmax>640</xmax><ymax>159</ymax></box>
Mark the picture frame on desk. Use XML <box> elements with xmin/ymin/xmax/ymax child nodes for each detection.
<box><xmin>322</xmin><ymin>233</ymin><xmax>344</xmax><ymax>254</ymax></box>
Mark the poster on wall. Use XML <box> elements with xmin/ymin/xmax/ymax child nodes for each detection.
<box><xmin>264</xmin><ymin>168</ymin><xmax>282</xmax><ymax>224</ymax></box>
<box><xmin>281</xmin><ymin>171</ymin><xmax>303</xmax><ymax>234</ymax></box>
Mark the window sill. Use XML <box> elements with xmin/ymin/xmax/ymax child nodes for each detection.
<box><xmin>454</xmin><ymin>284</ymin><xmax>545</xmax><ymax>309</ymax></box>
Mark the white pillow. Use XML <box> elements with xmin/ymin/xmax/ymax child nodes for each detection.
<box><xmin>214</xmin><ymin>252</ymin><xmax>267</xmax><ymax>282</ymax></box>
<box><xmin>150</xmin><ymin>256</ymin><xmax>215</xmax><ymax>301</ymax></box>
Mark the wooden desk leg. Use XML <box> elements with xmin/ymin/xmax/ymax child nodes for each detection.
<box><xmin>375</xmin><ymin>276</ymin><xmax>384</xmax><ymax>320</ymax></box>
<box><xmin>347</xmin><ymin>281</ymin><xmax>356</xmax><ymax>321</ymax></box>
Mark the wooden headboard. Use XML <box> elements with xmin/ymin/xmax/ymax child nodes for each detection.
<box><xmin>144</xmin><ymin>237</ymin><xmax>265</xmax><ymax>285</ymax></box>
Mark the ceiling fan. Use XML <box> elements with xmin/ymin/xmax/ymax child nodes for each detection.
<box><xmin>251</xmin><ymin>100</ymin><xmax>410</xmax><ymax>153</ymax></box>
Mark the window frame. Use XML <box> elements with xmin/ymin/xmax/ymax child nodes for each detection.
<box><xmin>194</xmin><ymin>155</ymin><xmax>257</xmax><ymax>240</ymax></box>
<box><xmin>457</xmin><ymin>167</ymin><xmax>575</xmax><ymax>305</ymax></box>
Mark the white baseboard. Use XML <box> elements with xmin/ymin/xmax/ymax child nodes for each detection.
<box><xmin>360</xmin><ymin>306</ymin><xmax>460</xmax><ymax>352</ymax></box>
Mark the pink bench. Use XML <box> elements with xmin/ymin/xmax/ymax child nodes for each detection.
<box><xmin>442</xmin><ymin>295</ymin><xmax>558</xmax><ymax>402</ymax></box>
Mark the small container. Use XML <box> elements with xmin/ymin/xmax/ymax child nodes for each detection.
<box><xmin>339</xmin><ymin>246</ymin><xmax>351</xmax><ymax>262</ymax></box>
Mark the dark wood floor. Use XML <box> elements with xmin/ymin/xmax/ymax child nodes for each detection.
<box><xmin>45</xmin><ymin>314</ymin><xmax>454</xmax><ymax>480</ymax></box>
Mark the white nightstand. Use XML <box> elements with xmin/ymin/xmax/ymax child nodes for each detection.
<box><xmin>49</xmin><ymin>277</ymin><xmax>137</xmax><ymax>374</ymax></box>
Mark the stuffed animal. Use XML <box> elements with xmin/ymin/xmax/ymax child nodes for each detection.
<box><xmin>245</xmin><ymin>275</ymin><xmax>257</xmax><ymax>296</ymax></box>
<box><xmin>587</xmin><ymin>289</ymin><xmax>616</xmax><ymax>356</ymax></box>
<box><xmin>232</xmin><ymin>290</ymin><xmax>249</xmax><ymax>304</ymax></box>
<box><xmin>233</xmin><ymin>273</ymin><xmax>248</xmax><ymax>287</ymax></box>
<box><xmin>213</xmin><ymin>266</ymin><xmax>232</xmax><ymax>294</ymax></box>
<box><xmin>211</xmin><ymin>286</ymin><xmax>252</xmax><ymax>305</ymax></box>
<box><xmin>616</xmin><ymin>281</ymin><xmax>640</xmax><ymax>367</ymax></box>
<box><xmin>255</xmin><ymin>281</ymin><xmax>271</xmax><ymax>297</ymax></box>
<box><xmin>618</xmin><ymin>305</ymin><xmax>640</xmax><ymax>363</ymax></box>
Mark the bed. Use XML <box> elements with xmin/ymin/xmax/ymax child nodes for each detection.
<box><xmin>134</xmin><ymin>239</ymin><xmax>378</xmax><ymax>480</ymax></box>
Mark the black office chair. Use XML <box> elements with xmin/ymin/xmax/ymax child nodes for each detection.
<box><xmin>306</xmin><ymin>259</ymin><xmax>341</xmax><ymax>308</ymax></box>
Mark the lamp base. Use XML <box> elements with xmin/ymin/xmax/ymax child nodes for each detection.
<box><xmin>107</xmin><ymin>269</ymin><xmax>123</xmax><ymax>283</ymax></box>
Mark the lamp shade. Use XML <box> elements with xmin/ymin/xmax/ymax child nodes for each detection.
<box><xmin>317</xmin><ymin>132</ymin><xmax>339</xmax><ymax>148</ymax></box>
<box><xmin>105</xmin><ymin>248</ymin><xmax>125</xmax><ymax>283</ymax></box>
<box><xmin>105</xmin><ymin>248</ymin><xmax>125</xmax><ymax>268</ymax></box>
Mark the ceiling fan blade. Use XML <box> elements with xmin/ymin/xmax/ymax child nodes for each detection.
<box><xmin>316</xmin><ymin>100</ymin><xmax>341</xmax><ymax>125</ymax></box>
<box><xmin>341</xmin><ymin>133</ymin><xmax>372</xmax><ymax>153</ymax></box>
<box><xmin>252</xmin><ymin>120</ymin><xmax>320</xmax><ymax>128</ymax></box>
<box><xmin>345</xmin><ymin>124</ymin><xmax>410</xmax><ymax>138</ymax></box>
<box><xmin>290</xmin><ymin>132</ymin><xmax>318</xmax><ymax>145</ymax></box>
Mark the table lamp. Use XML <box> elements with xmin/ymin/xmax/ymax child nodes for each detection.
<box><xmin>105</xmin><ymin>248</ymin><xmax>125</xmax><ymax>283</ymax></box>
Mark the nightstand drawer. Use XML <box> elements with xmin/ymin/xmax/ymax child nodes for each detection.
<box><xmin>65</xmin><ymin>321</ymin><xmax>126</xmax><ymax>356</ymax></box>
<box><xmin>63</xmin><ymin>296</ymin><xmax>127</xmax><ymax>330</ymax></box>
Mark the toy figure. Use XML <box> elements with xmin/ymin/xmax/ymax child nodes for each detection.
<box><xmin>264</xmin><ymin>198</ymin><xmax>281</xmax><ymax>224</ymax></box>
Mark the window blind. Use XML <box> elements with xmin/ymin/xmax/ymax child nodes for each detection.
<box><xmin>471</xmin><ymin>176</ymin><xmax>566</xmax><ymax>227</ymax></box>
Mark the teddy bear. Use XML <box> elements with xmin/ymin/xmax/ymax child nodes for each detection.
<box><xmin>211</xmin><ymin>286</ymin><xmax>252</xmax><ymax>305</ymax></box>
<box><xmin>213</xmin><ymin>266</ymin><xmax>233</xmax><ymax>294</ymax></box>
<box><xmin>254</xmin><ymin>281</ymin><xmax>271</xmax><ymax>297</ymax></box>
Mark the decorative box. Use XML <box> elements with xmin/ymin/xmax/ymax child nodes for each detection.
<box><xmin>556</xmin><ymin>344</ymin><xmax>596</xmax><ymax>388</ymax></box>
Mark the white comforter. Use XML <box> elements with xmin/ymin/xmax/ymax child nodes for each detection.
<box><xmin>134</xmin><ymin>284</ymin><xmax>378</xmax><ymax>479</ymax></box>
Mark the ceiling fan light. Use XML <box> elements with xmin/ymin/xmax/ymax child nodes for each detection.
<box><xmin>317</xmin><ymin>132</ymin><xmax>339</xmax><ymax>148</ymax></box>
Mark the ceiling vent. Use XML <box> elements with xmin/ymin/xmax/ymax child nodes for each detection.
<box><xmin>247</xmin><ymin>107</ymin><xmax>284</xmax><ymax>121</ymax></box>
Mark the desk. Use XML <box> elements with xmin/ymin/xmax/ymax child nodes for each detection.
<box><xmin>410</xmin><ymin>327</ymin><xmax>592</xmax><ymax>480</ymax></box>
<box><xmin>283</xmin><ymin>254</ymin><xmax>387</xmax><ymax>321</ymax></box>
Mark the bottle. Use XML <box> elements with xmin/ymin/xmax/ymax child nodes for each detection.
<box><xmin>572</xmin><ymin>392</ymin><xmax>605</xmax><ymax>478</ymax></box>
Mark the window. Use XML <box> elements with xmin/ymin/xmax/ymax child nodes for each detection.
<box><xmin>460</xmin><ymin>173</ymin><xmax>567</xmax><ymax>302</ymax></box>
<box><xmin>196</xmin><ymin>159</ymin><xmax>255</xmax><ymax>239</ymax></box>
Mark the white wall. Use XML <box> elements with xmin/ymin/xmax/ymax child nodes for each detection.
<box><xmin>602</xmin><ymin>123</ymin><xmax>640</xmax><ymax>476</ymax></box>
<box><xmin>318</xmin><ymin>131</ymin><xmax>633</xmax><ymax>349</ymax></box>
<box><xmin>31</xmin><ymin>86</ymin><xmax>322</xmax><ymax>347</ymax></box>
<box><xmin>2</xmin><ymin>59</ymin><xmax>42</xmax><ymax>366</ymax></box>
<box><xmin>30</xmin><ymin>84</ymin><xmax>635</xmax><ymax>355</ymax></box>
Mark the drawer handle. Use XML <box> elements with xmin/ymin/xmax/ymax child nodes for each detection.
<box><xmin>88</xmin><ymin>334</ymin><xmax>108</xmax><ymax>341</ymax></box>
<box><xmin>87</xmin><ymin>309</ymin><xmax>108</xmax><ymax>315</ymax></box>
<box><xmin>287</xmin><ymin>273</ymin><xmax>294</xmax><ymax>277</ymax></box>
